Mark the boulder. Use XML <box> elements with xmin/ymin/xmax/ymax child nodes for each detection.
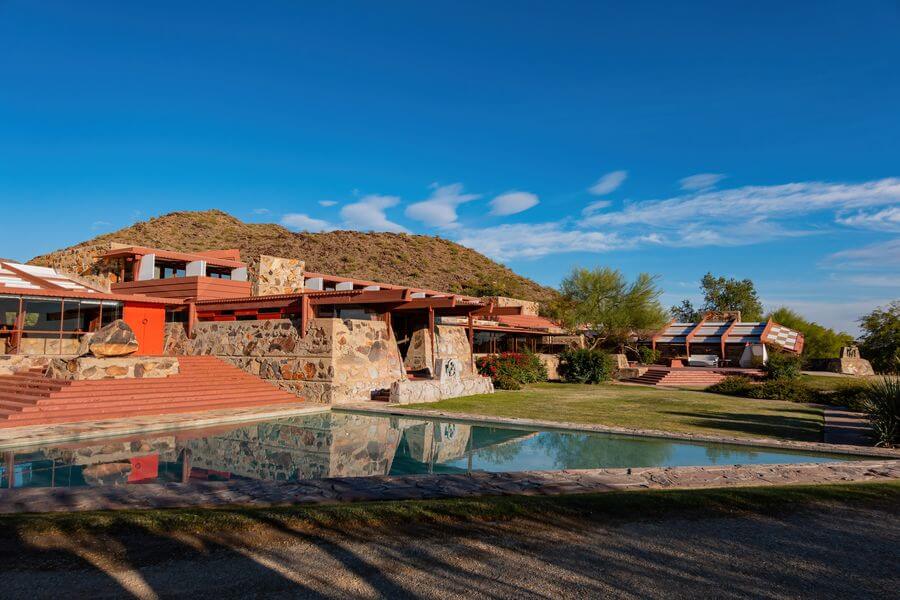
<box><xmin>90</xmin><ymin>319</ymin><xmax>139</xmax><ymax>357</ymax></box>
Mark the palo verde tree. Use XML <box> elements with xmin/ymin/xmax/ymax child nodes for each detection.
<box><xmin>671</xmin><ymin>272</ymin><xmax>763</xmax><ymax>321</ymax></box>
<box><xmin>552</xmin><ymin>267</ymin><xmax>668</xmax><ymax>352</ymax></box>
<box><xmin>858</xmin><ymin>301</ymin><xmax>900</xmax><ymax>374</ymax></box>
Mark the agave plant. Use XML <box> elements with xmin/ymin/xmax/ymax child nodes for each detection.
<box><xmin>861</xmin><ymin>376</ymin><xmax>900</xmax><ymax>447</ymax></box>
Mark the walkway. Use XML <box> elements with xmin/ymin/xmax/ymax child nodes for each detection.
<box><xmin>2</xmin><ymin>459</ymin><xmax>898</xmax><ymax>514</ymax></box>
<box><xmin>823</xmin><ymin>406</ymin><xmax>873</xmax><ymax>446</ymax></box>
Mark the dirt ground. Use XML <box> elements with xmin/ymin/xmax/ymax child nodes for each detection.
<box><xmin>3</xmin><ymin>499</ymin><xmax>898</xmax><ymax>599</ymax></box>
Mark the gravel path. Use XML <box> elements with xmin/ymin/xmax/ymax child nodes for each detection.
<box><xmin>4</xmin><ymin>503</ymin><xmax>898</xmax><ymax>599</ymax></box>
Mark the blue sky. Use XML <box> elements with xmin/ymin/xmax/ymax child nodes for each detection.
<box><xmin>1</xmin><ymin>1</ymin><xmax>898</xmax><ymax>334</ymax></box>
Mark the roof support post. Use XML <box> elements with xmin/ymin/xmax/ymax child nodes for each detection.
<box><xmin>186</xmin><ymin>301</ymin><xmax>197</xmax><ymax>339</ymax></box>
<box><xmin>720</xmin><ymin>318</ymin><xmax>738</xmax><ymax>361</ymax></box>
<box><xmin>428</xmin><ymin>306</ymin><xmax>436</xmax><ymax>376</ymax></box>
<box><xmin>684</xmin><ymin>318</ymin><xmax>707</xmax><ymax>358</ymax></box>
<box><xmin>300</xmin><ymin>295</ymin><xmax>310</xmax><ymax>339</ymax></box>
<box><xmin>467</xmin><ymin>313</ymin><xmax>475</xmax><ymax>372</ymax></box>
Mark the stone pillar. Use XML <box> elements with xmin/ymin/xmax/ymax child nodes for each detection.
<box><xmin>253</xmin><ymin>255</ymin><xmax>305</xmax><ymax>296</ymax></box>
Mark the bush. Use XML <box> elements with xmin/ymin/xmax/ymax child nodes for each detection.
<box><xmin>476</xmin><ymin>352</ymin><xmax>547</xmax><ymax>388</ymax></box>
<box><xmin>860</xmin><ymin>376</ymin><xmax>900</xmax><ymax>447</ymax></box>
<box><xmin>746</xmin><ymin>378</ymin><xmax>812</xmax><ymax>402</ymax></box>
<box><xmin>638</xmin><ymin>346</ymin><xmax>661</xmax><ymax>365</ymax></box>
<box><xmin>764</xmin><ymin>350</ymin><xmax>803</xmax><ymax>381</ymax></box>
<box><xmin>706</xmin><ymin>375</ymin><xmax>754</xmax><ymax>396</ymax></box>
<box><xmin>558</xmin><ymin>348</ymin><xmax>615</xmax><ymax>384</ymax></box>
<box><xmin>493</xmin><ymin>374</ymin><xmax>522</xmax><ymax>390</ymax></box>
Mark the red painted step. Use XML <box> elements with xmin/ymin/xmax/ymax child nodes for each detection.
<box><xmin>0</xmin><ymin>355</ymin><xmax>305</xmax><ymax>428</ymax></box>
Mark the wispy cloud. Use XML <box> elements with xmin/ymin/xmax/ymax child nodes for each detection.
<box><xmin>341</xmin><ymin>194</ymin><xmax>408</xmax><ymax>233</ymax></box>
<box><xmin>405</xmin><ymin>183</ymin><xmax>480</xmax><ymax>228</ymax></box>
<box><xmin>91</xmin><ymin>220</ymin><xmax>112</xmax><ymax>230</ymax></box>
<box><xmin>489</xmin><ymin>191</ymin><xmax>539</xmax><ymax>216</ymax></box>
<box><xmin>281</xmin><ymin>213</ymin><xmax>332</xmax><ymax>232</ymax></box>
<box><xmin>823</xmin><ymin>239</ymin><xmax>900</xmax><ymax>270</ymax></box>
<box><xmin>836</xmin><ymin>206</ymin><xmax>900</xmax><ymax>232</ymax></box>
<box><xmin>318</xmin><ymin>200</ymin><xmax>337</xmax><ymax>207</ymax></box>
<box><xmin>588</xmin><ymin>170</ymin><xmax>627</xmax><ymax>196</ymax></box>
<box><xmin>456</xmin><ymin>223</ymin><xmax>644</xmax><ymax>261</ymax></box>
<box><xmin>251</xmin><ymin>208</ymin><xmax>271</xmax><ymax>215</ymax></box>
<box><xmin>679</xmin><ymin>173</ymin><xmax>725</xmax><ymax>191</ymax></box>
<box><xmin>581</xmin><ymin>199</ymin><xmax>611</xmax><ymax>216</ymax></box>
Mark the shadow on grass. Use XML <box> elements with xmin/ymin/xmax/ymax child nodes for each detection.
<box><xmin>661</xmin><ymin>410</ymin><xmax>823</xmax><ymax>441</ymax></box>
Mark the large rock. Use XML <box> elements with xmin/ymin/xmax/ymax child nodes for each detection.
<box><xmin>90</xmin><ymin>319</ymin><xmax>139</xmax><ymax>357</ymax></box>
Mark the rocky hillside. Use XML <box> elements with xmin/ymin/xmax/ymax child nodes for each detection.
<box><xmin>29</xmin><ymin>210</ymin><xmax>556</xmax><ymax>302</ymax></box>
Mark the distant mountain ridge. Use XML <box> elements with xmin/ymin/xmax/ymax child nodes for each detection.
<box><xmin>29</xmin><ymin>210</ymin><xmax>556</xmax><ymax>302</ymax></box>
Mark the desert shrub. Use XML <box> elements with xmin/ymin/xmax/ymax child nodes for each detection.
<box><xmin>860</xmin><ymin>376</ymin><xmax>900</xmax><ymax>446</ymax></box>
<box><xmin>810</xmin><ymin>383</ymin><xmax>870</xmax><ymax>409</ymax></box>
<box><xmin>493</xmin><ymin>374</ymin><xmax>523</xmax><ymax>390</ymax></box>
<box><xmin>764</xmin><ymin>351</ymin><xmax>803</xmax><ymax>381</ymax></box>
<box><xmin>476</xmin><ymin>352</ymin><xmax>547</xmax><ymax>388</ymax></box>
<box><xmin>638</xmin><ymin>346</ymin><xmax>661</xmax><ymax>365</ymax></box>
<box><xmin>706</xmin><ymin>376</ymin><xmax>754</xmax><ymax>396</ymax></box>
<box><xmin>558</xmin><ymin>348</ymin><xmax>615</xmax><ymax>384</ymax></box>
<box><xmin>747</xmin><ymin>378</ymin><xmax>812</xmax><ymax>402</ymax></box>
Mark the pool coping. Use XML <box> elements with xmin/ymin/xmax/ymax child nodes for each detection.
<box><xmin>1</xmin><ymin>459</ymin><xmax>897</xmax><ymax>514</ymax></box>
<box><xmin>336</xmin><ymin>404</ymin><xmax>900</xmax><ymax>459</ymax></box>
<box><xmin>0</xmin><ymin>404</ymin><xmax>330</xmax><ymax>452</ymax></box>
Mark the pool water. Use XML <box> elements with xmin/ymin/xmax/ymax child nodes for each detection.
<box><xmin>0</xmin><ymin>411</ymin><xmax>856</xmax><ymax>489</ymax></box>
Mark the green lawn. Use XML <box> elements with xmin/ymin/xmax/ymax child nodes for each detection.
<box><xmin>402</xmin><ymin>382</ymin><xmax>825</xmax><ymax>442</ymax></box>
<box><xmin>800</xmin><ymin>373</ymin><xmax>870</xmax><ymax>392</ymax></box>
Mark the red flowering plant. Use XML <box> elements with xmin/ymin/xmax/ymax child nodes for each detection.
<box><xmin>476</xmin><ymin>352</ymin><xmax>547</xmax><ymax>389</ymax></box>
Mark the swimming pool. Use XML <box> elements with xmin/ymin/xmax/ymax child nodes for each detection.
<box><xmin>0</xmin><ymin>411</ymin><xmax>858</xmax><ymax>489</ymax></box>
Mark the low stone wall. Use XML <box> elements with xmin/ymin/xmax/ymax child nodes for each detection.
<box><xmin>0</xmin><ymin>355</ymin><xmax>53</xmax><ymax>376</ymax></box>
<box><xmin>390</xmin><ymin>358</ymin><xmax>493</xmax><ymax>404</ymax></box>
<box><xmin>47</xmin><ymin>356</ymin><xmax>179</xmax><ymax>380</ymax></box>
<box><xmin>165</xmin><ymin>318</ymin><xmax>405</xmax><ymax>404</ymax></box>
<box><xmin>404</xmin><ymin>325</ymin><xmax>474</xmax><ymax>376</ymax></box>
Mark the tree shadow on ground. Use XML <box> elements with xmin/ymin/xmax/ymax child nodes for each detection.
<box><xmin>661</xmin><ymin>410</ymin><xmax>823</xmax><ymax>441</ymax></box>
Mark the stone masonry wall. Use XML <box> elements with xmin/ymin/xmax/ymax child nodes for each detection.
<box><xmin>403</xmin><ymin>325</ymin><xmax>473</xmax><ymax>376</ymax></box>
<box><xmin>483</xmin><ymin>296</ymin><xmax>540</xmax><ymax>316</ymax></box>
<box><xmin>164</xmin><ymin>318</ymin><xmax>404</xmax><ymax>404</ymax></box>
<box><xmin>47</xmin><ymin>356</ymin><xmax>179</xmax><ymax>380</ymax></box>
<box><xmin>253</xmin><ymin>255</ymin><xmax>305</xmax><ymax>296</ymax></box>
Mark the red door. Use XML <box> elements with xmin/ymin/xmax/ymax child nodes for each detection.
<box><xmin>123</xmin><ymin>303</ymin><xmax>166</xmax><ymax>355</ymax></box>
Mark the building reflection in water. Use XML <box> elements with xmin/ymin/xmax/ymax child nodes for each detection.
<box><xmin>0</xmin><ymin>413</ymin><xmax>537</xmax><ymax>489</ymax></box>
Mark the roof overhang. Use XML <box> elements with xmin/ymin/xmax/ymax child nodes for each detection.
<box><xmin>99</xmin><ymin>246</ymin><xmax>245</xmax><ymax>269</ymax></box>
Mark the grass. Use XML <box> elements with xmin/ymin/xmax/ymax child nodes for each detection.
<box><xmin>2</xmin><ymin>481</ymin><xmax>897</xmax><ymax>538</ymax></box>
<box><xmin>402</xmin><ymin>382</ymin><xmax>825</xmax><ymax>442</ymax></box>
<box><xmin>800</xmin><ymin>374</ymin><xmax>871</xmax><ymax>392</ymax></box>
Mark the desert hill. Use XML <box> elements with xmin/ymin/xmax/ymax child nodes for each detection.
<box><xmin>29</xmin><ymin>210</ymin><xmax>555</xmax><ymax>302</ymax></box>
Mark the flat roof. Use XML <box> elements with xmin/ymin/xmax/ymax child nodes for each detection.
<box><xmin>99</xmin><ymin>246</ymin><xmax>245</xmax><ymax>269</ymax></box>
<box><xmin>0</xmin><ymin>261</ymin><xmax>101</xmax><ymax>294</ymax></box>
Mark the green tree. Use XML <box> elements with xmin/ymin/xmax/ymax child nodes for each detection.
<box><xmin>698</xmin><ymin>272</ymin><xmax>763</xmax><ymax>320</ymax></box>
<box><xmin>766</xmin><ymin>307</ymin><xmax>854</xmax><ymax>360</ymax></box>
<box><xmin>859</xmin><ymin>301</ymin><xmax>900</xmax><ymax>374</ymax></box>
<box><xmin>670</xmin><ymin>299</ymin><xmax>701</xmax><ymax>322</ymax></box>
<box><xmin>553</xmin><ymin>267</ymin><xmax>668</xmax><ymax>350</ymax></box>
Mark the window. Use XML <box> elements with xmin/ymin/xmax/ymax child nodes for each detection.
<box><xmin>154</xmin><ymin>261</ymin><xmax>187</xmax><ymax>279</ymax></box>
<box><xmin>207</xmin><ymin>267</ymin><xmax>232</xmax><ymax>280</ymax></box>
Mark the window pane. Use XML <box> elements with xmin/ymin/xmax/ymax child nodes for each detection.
<box><xmin>80</xmin><ymin>301</ymin><xmax>102</xmax><ymax>332</ymax></box>
<box><xmin>0</xmin><ymin>297</ymin><xmax>19</xmax><ymax>328</ymax></box>
<box><xmin>61</xmin><ymin>300</ymin><xmax>80</xmax><ymax>332</ymax></box>
<box><xmin>22</xmin><ymin>299</ymin><xmax>63</xmax><ymax>332</ymax></box>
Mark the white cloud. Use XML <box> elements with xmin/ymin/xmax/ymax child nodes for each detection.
<box><xmin>823</xmin><ymin>239</ymin><xmax>900</xmax><ymax>270</ymax></box>
<box><xmin>91</xmin><ymin>220</ymin><xmax>111</xmax><ymax>230</ymax></box>
<box><xmin>251</xmin><ymin>208</ymin><xmax>271</xmax><ymax>215</ymax></box>
<box><xmin>589</xmin><ymin>170</ymin><xmax>627</xmax><ymax>196</ymax></box>
<box><xmin>836</xmin><ymin>206</ymin><xmax>900</xmax><ymax>232</ymax></box>
<box><xmin>281</xmin><ymin>213</ymin><xmax>332</xmax><ymax>232</ymax></box>
<box><xmin>456</xmin><ymin>223</ymin><xmax>639</xmax><ymax>261</ymax></box>
<box><xmin>318</xmin><ymin>200</ymin><xmax>338</xmax><ymax>207</ymax></box>
<box><xmin>581</xmin><ymin>200</ymin><xmax>611</xmax><ymax>216</ymax></box>
<box><xmin>405</xmin><ymin>183</ymin><xmax>480</xmax><ymax>228</ymax></box>
<box><xmin>679</xmin><ymin>173</ymin><xmax>726</xmax><ymax>191</ymax></box>
<box><xmin>835</xmin><ymin>274</ymin><xmax>900</xmax><ymax>287</ymax></box>
<box><xmin>341</xmin><ymin>194</ymin><xmax>408</xmax><ymax>233</ymax></box>
<box><xmin>489</xmin><ymin>191</ymin><xmax>539</xmax><ymax>216</ymax></box>
<box><xmin>586</xmin><ymin>178</ymin><xmax>900</xmax><ymax>229</ymax></box>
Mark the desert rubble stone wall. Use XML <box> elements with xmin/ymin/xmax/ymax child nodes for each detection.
<box><xmin>47</xmin><ymin>356</ymin><xmax>179</xmax><ymax>380</ymax></box>
<box><xmin>253</xmin><ymin>255</ymin><xmax>305</xmax><ymax>296</ymax></box>
<box><xmin>403</xmin><ymin>325</ymin><xmax>473</xmax><ymax>376</ymax></box>
<box><xmin>483</xmin><ymin>296</ymin><xmax>540</xmax><ymax>316</ymax></box>
<box><xmin>164</xmin><ymin>317</ymin><xmax>404</xmax><ymax>404</ymax></box>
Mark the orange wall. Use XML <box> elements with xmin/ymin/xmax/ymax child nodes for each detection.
<box><xmin>123</xmin><ymin>302</ymin><xmax>166</xmax><ymax>355</ymax></box>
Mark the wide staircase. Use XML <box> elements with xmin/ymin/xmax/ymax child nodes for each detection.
<box><xmin>0</xmin><ymin>356</ymin><xmax>301</xmax><ymax>428</ymax></box>
<box><xmin>627</xmin><ymin>367</ymin><xmax>731</xmax><ymax>387</ymax></box>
